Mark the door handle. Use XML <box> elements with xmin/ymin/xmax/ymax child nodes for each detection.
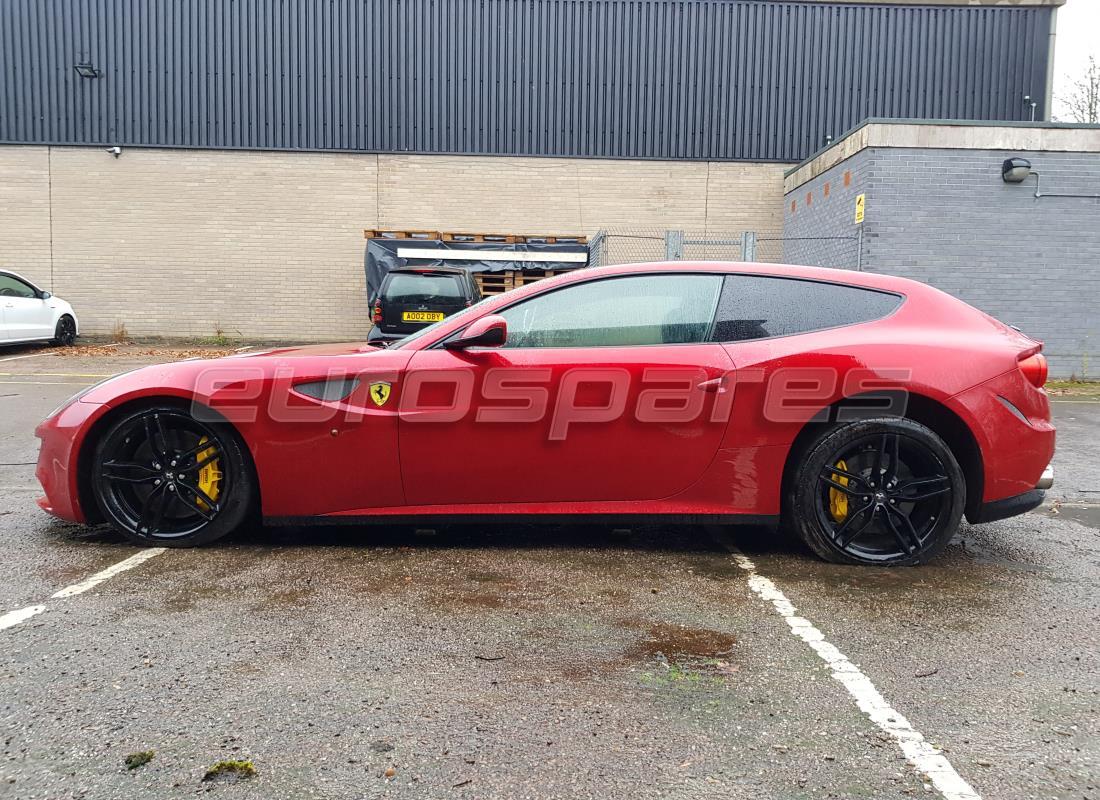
<box><xmin>697</xmin><ymin>377</ymin><xmax>726</xmax><ymax>393</ymax></box>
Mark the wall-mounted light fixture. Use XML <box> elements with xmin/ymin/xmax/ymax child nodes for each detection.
<box><xmin>1022</xmin><ymin>95</ymin><xmax>1037</xmax><ymax>122</ymax></box>
<box><xmin>1001</xmin><ymin>157</ymin><xmax>1032</xmax><ymax>184</ymax></box>
<box><xmin>73</xmin><ymin>63</ymin><xmax>101</xmax><ymax>78</ymax></box>
<box><xmin>1001</xmin><ymin>156</ymin><xmax>1100</xmax><ymax>200</ymax></box>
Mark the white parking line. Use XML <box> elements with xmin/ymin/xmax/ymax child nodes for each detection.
<box><xmin>0</xmin><ymin>380</ymin><xmax>92</xmax><ymax>386</ymax></box>
<box><xmin>51</xmin><ymin>548</ymin><xmax>165</xmax><ymax>598</ymax></box>
<box><xmin>0</xmin><ymin>352</ymin><xmax>58</xmax><ymax>364</ymax></box>
<box><xmin>1</xmin><ymin>548</ymin><xmax>166</xmax><ymax>632</ymax></box>
<box><xmin>711</xmin><ymin>533</ymin><xmax>981</xmax><ymax>800</ymax></box>
<box><xmin>0</xmin><ymin>605</ymin><xmax>47</xmax><ymax>630</ymax></box>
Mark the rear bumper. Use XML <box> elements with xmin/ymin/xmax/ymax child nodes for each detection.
<box><xmin>1036</xmin><ymin>463</ymin><xmax>1054</xmax><ymax>490</ymax></box>
<box><xmin>968</xmin><ymin>488</ymin><xmax>1045</xmax><ymax>524</ymax></box>
<box><xmin>950</xmin><ymin>369</ymin><xmax>1055</xmax><ymax>505</ymax></box>
<box><xmin>967</xmin><ymin>463</ymin><xmax>1052</xmax><ymax>524</ymax></box>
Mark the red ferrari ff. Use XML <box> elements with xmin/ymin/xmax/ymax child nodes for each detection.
<box><xmin>35</xmin><ymin>262</ymin><xmax>1054</xmax><ymax>566</ymax></box>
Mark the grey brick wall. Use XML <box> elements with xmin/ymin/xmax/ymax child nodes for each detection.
<box><xmin>784</xmin><ymin>148</ymin><xmax>1100</xmax><ymax>378</ymax></box>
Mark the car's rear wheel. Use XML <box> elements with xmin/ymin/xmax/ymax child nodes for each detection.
<box><xmin>52</xmin><ymin>315</ymin><xmax>77</xmax><ymax>346</ymax></box>
<box><xmin>91</xmin><ymin>405</ymin><xmax>254</xmax><ymax>547</ymax></box>
<box><xmin>787</xmin><ymin>418</ymin><xmax>965</xmax><ymax>566</ymax></box>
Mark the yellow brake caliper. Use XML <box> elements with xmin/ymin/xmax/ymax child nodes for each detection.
<box><xmin>829</xmin><ymin>459</ymin><xmax>849</xmax><ymax>523</ymax></box>
<box><xmin>195</xmin><ymin>436</ymin><xmax>223</xmax><ymax>510</ymax></box>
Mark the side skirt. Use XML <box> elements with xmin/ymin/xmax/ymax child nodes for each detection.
<box><xmin>266</xmin><ymin>513</ymin><xmax>782</xmax><ymax>528</ymax></box>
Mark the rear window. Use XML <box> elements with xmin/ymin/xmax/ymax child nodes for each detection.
<box><xmin>711</xmin><ymin>275</ymin><xmax>902</xmax><ymax>342</ymax></box>
<box><xmin>383</xmin><ymin>273</ymin><xmax>464</xmax><ymax>302</ymax></box>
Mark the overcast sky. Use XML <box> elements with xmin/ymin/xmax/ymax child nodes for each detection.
<box><xmin>1052</xmin><ymin>0</ymin><xmax>1100</xmax><ymax>121</ymax></box>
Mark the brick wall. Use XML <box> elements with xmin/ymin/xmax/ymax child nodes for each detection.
<box><xmin>784</xmin><ymin>147</ymin><xmax>1100</xmax><ymax>379</ymax></box>
<box><xmin>0</xmin><ymin>145</ymin><xmax>786</xmax><ymax>341</ymax></box>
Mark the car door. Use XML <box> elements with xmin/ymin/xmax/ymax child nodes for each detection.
<box><xmin>0</xmin><ymin>274</ymin><xmax>52</xmax><ymax>341</ymax></box>
<box><xmin>398</xmin><ymin>272</ymin><xmax>735</xmax><ymax>506</ymax></box>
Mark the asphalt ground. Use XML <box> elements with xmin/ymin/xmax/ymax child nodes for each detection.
<box><xmin>1</xmin><ymin>344</ymin><xmax>1097</xmax><ymax>800</ymax></box>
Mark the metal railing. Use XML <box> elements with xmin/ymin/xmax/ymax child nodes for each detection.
<box><xmin>589</xmin><ymin>229</ymin><xmax>862</xmax><ymax>271</ymax></box>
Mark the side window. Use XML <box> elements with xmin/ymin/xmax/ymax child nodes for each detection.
<box><xmin>711</xmin><ymin>275</ymin><xmax>903</xmax><ymax>342</ymax></box>
<box><xmin>500</xmin><ymin>274</ymin><xmax>722</xmax><ymax>348</ymax></box>
<box><xmin>0</xmin><ymin>275</ymin><xmax>37</xmax><ymax>299</ymax></box>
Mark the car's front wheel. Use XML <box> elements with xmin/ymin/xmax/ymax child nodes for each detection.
<box><xmin>91</xmin><ymin>405</ymin><xmax>255</xmax><ymax>547</ymax></box>
<box><xmin>787</xmin><ymin>418</ymin><xmax>966</xmax><ymax>566</ymax></box>
<box><xmin>52</xmin><ymin>315</ymin><xmax>77</xmax><ymax>346</ymax></box>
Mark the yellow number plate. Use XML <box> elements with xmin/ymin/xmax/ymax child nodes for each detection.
<box><xmin>402</xmin><ymin>311</ymin><xmax>445</xmax><ymax>323</ymax></box>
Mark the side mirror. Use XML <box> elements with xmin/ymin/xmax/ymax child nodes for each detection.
<box><xmin>444</xmin><ymin>314</ymin><xmax>507</xmax><ymax>350</ymax></box>
<box><xmin>40</xmin><ymin>291</ymin><xmax>51</xmax><ymax>300</ymax></box>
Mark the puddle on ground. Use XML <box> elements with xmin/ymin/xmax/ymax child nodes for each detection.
<box><xmin>622</xmin><ymin>622</ymin><xmax>737</xmax><ymax>661</ymax></box>
<box><xmin>466</xmin><ymin>570</ymin><xmax>513</xmax><ymax>584</ymax></box>
<box><xmin>1042</xmin><ymin>504</ymin><xmax>1100</xmax><ymax>531</ymax></box>
<box><xmin>562</xmin><ymin>621</ymin><xmax>738</xmax><ymax>682</ymax></box>
<box><xmin>452</xmin><ymin>592</ymin><xmax>506</xmax><ymax>609</ymax></box>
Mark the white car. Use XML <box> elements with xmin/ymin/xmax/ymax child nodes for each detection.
<box><xmin>0</xmin><ymin>270</ymin><xmax>79</xmax><ymax>347</ymax></box>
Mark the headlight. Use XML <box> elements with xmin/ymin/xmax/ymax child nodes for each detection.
<box><xmin>44</xmin><ymin>370</ymin><xmax>137</xmax><ymax>420</ymax></box>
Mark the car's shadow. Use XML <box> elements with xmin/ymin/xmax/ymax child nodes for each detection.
<box><xmin>45</xmin><ymin>518</ymin><xmax>806</xmax><ymax>558</ymax></box>
<box><xmin>253</xmin><ymin>521</ymin><xmax>805</xmax><ymax>556</ymax></box>
<box><xmin>0</xmin><ymin>342</ymin><xmax>56</xmax><ymax>357</ymax></box>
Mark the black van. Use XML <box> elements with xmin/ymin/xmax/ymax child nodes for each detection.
<box><xmin>367</xmin><ymin>267</ymin><xmax>482</xmax><ymax>342</ymax></box>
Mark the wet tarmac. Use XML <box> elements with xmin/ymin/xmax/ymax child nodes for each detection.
<box><xmin>1</xmin><ymin>344</ymin><xmax>1097</xmax><ymax>799</ymax></box>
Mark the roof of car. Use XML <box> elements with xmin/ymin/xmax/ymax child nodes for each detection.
<box><xmin>386</xmin><ymin>266</ymin><xmax>470</xmax><ymax>275</ymax></box>
<box><xmin>488</xmin><ymin>261</ymin><xmax>937</xmax><ymax>303</ymax></box>
<box><xmin>594</xmin><ymin>261</ymin><xmax>919</xmax><ymax>290</ymax></box>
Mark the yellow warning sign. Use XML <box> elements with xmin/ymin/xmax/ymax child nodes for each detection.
<box><xmin>854</xmin><ymin>193</ymin><xmax>865</xmax><ymax>225</ymax></box>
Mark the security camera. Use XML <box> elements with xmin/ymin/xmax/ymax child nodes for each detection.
<box><xmin>106</xmin><ymin>146</ymin><xmax>121</xmax><ymax>158</ymax></box>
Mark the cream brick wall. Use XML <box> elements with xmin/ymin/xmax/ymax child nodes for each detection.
<box><xmin>0</xmin><ymin>146</ymin><xmax>53</xmax><ymax>291</ymax></box>
<box><xmin>0</xmin><ymin>145</ymin><xmax>787</xmax><ymax>341</ymax></box>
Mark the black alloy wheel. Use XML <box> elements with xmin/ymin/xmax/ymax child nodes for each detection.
<box><xmin>53</xmin><ymin>316</ymin><xmax>77</xmax><ymax>346</ymax></box>
<box><xmin>91</xmin><ymin>405</ymin><xmax>254</xmax><ymax>546</ymax></box>
<box><xmin>788</xmin><ymin>418</ymin><xmax>966</xmax><ymax>566</ymax></box>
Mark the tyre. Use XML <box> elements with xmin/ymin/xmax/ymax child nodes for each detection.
<box><xmin>786</xmin><ymin>418</ymin><xmax>965</xmax><ymax>566</ymax></box>
<box><xmin>52</xmin><ymin>315</ymin><xmax>77</xmax><ymax>346</ymax></box>
<box><xmin>91</xmin><ymin>404</ymin><xmax>255</xmax><ymax>547</ymax></box>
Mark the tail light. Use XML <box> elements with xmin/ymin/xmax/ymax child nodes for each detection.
<box><xmin>1018</xmin><ymin>353</ymin><xmax>1048</xmax><ymax>388</ymax></box>
<box><xmin>372</xmin><ymin>302</ymin><xmax>383</xmax><ymax>324</ymax></box>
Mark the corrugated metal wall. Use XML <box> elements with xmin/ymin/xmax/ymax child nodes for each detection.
<box><xmin>0</xmin><ymin>0</ymin><xmax>1053</xmax><ymax>162</ymax></box>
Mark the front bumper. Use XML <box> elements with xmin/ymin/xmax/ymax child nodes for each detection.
<box><xmin>34</xmin><ymin>400</ymin><xmax>104</xmax><ymax>524</ymax></box>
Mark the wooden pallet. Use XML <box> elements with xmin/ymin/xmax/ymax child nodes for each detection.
<box><xmin>512</xmin><ymin>269</ymin><xmax>563</xmax><ymax>287</ymax></box>
<box><xmin>363</xmin><ymin>229</ymin><xmax>441</xmax><ymax>240</ymax></box>
<box><xmin>442</xmin><ymin>232</ymin><xmax>519</xmax><ymax>244</ymax></box>
<box><xmin>442</xmin><ymin>232</ymin><xmax>588</xmax><ymax>245</ymax></box>
<box><xmin>365</xmin><ymin>228</ymin><xmax>586</xmax><ymax>244</ymax></box>
<box><xmin>474</xmin><ymin>272</ymin><xmax>517</xmax><ymax>296</ymax></box>
<box><xmin>475</xmin><ymin>269</ymin><xmax>566</xmax><ymax>296</ymax></box>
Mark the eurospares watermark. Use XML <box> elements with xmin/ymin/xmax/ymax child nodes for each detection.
<box><xmin>190</xmin><ymin>365</ymin><xmax>913</xmax><ymax>435</ymax></box>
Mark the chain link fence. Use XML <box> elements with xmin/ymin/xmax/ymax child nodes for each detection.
<box><xmin>589</xmin><ymin>229</ymin><xmax>862</xmax><ymax>271</ymax></box>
